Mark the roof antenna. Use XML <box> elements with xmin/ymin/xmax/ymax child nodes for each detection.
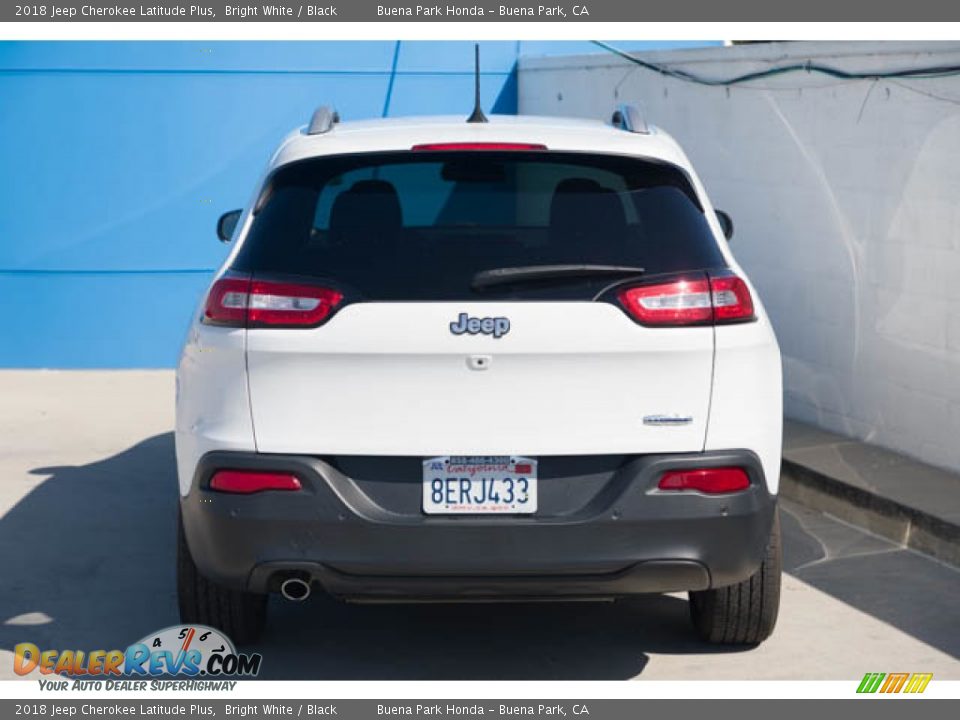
<box><xmin>466</xmin><ymin>43</ymin><xmax>488</xmax><ymax>124</ymax></box>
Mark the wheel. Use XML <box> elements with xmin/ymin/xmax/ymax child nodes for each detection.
<box><xmin>689</xmin><ymin>509</ymin><xmax>781</xmax><ymax>645</ymax></box>
<box><xmin>177</xmin><ymin>511</ymin><xmax>267</xmax><ymax>645</ymax></box>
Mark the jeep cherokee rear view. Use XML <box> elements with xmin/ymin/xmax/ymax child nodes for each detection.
<box><xmin>175</xmin><ymin>106</ymin><xmax>783</xmax><ymax>646</ymax></box>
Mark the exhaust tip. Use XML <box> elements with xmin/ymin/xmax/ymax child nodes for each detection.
<box><xmin>280</xmin><ymin>577</ymin><xmax>311</xmax><ymax>602</ymax></box>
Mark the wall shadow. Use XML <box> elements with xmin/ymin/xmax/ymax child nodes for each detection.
<box><xmin>0</xmin><ymin>434</ymin><xmax>180</xmax><ymax>659</ymax></box>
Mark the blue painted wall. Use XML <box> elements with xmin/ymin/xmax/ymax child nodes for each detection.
<box><xmin>0</xmin><ymin>40</ymin><xmax>718</xmax><ymax>367</ymax></box>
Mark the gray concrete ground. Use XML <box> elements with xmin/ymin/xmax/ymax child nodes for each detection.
<box><xmin>0</xmin><ymin>371</ymin><xmax>957</xmax><ymax>680</ymax></box>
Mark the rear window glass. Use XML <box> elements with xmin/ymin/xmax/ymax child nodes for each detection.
<box><xmin>231</xmin><ymin>151</ymin><xmax>727</xmax><ymax>300</ymax></box>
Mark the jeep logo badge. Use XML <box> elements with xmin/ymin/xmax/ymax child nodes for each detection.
<box><xmin>449</xmin><ymin>313</ymin><xmax>510</xmax><ymax>339</ymax></box>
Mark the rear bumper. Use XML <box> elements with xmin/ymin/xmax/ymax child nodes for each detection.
<box><xmin>180</xmin><ymin>450</ymin><xmax>776</xmax><ymax>599</ymax></box>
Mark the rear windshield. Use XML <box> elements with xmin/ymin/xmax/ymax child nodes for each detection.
<box><xmin>231</xmin><ymin>151</ymin><xmax>727</xmax><ymax>300</ymax></box>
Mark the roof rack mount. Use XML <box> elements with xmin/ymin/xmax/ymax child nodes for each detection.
<box><xmin>306</xmin><ymin>105</ymin><xmax>340</xmax><ymax>135</ymax></box>
<box><xmin>611</xmin><ymin>104</ymin><xmax>649</xmax><ymax>135</ymax></box>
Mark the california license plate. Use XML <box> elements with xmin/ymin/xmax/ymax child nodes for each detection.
<box><xmin>422</xmin><ymin>456</ymin><xmax>538</xmax><ymax>514</ymax></box>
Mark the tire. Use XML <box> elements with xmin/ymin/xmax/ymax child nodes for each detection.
<box><xmin>177</xmin><ymin>511</ymin><xmax>267</xmax><ymax>645</ymax></box>
<box><xmin>688</xmin><ymin>508</ymin><xmax>781</xmax><ymax>645</ymax></box>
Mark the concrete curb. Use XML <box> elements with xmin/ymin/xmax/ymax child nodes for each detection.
<box><xmin>780</xmin><ymin>459</ymin><xmax>960</xmax><ymax>568</ymax></box>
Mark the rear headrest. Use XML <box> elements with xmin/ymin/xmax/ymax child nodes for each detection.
<box><xmin>553</xmin><ymin>178</ymin><xmax>604</xmax><ymax>196</ymax></box>
<box><xmin>551</xmin><ymin>180</ymin><xmax>601</xmax><ymax>221</ymax></box>
<box><xmin>549</xmin><ymin>178</ymin><xmax>627</xmax><ymax>262</ymax></box>
<box><xmin>329</xmin><ymin>179</ymin><xmax>403</xmax><ymax>236</ymax></box>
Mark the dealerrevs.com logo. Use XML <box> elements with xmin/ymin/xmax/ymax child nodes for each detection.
<box><xmin>14</xmin><ymin>625</ymin><xmax>262</xmax><ymax>687</ymax></box>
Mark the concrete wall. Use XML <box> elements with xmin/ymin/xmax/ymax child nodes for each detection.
<box><xmin>519</xmin><ymin>41</ymin><xmax>960</xmax><ymax>472</ymax></box>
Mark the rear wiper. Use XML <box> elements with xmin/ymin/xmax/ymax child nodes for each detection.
<box><xmin>471</xmin><ymin>264</ymin><xmax>645</xmax><ymax>292</ymax></box>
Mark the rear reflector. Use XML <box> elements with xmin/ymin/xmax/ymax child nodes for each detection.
<box><xmin>658</xmin><ymin>467</ymin><xmax>750</xmax><ymax>494</ymax></box>
<box><xmin>209</xmin><ymin>470</ymin><xmax>302</xmax><ymax>494</ymax></box>
<box><xmin>204</xmin><ymin>277</ymin><xmax>343</xmax><ymax>328</ymax></box>
<box><xmin>617</xmin><ymin>273</ymin><xmax>755</xmax><ymax>326</ymax></box>
<box><xmin>411</xmin><ymin>142</ymin><xmax>547</xmax><ymax>152</ymax></box>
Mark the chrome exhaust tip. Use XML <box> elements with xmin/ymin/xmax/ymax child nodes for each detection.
<box><xmin>280</xmin><ymin>577</ymin><xmax>311</xmax><ymax>602</ymax></box>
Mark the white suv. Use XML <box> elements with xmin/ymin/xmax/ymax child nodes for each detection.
<box><xmin>176</xmin><ymin>104</ymin><xmax>783</xmax><ymax>646</ymax></box>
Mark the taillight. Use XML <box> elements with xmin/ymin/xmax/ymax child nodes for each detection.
<box><xmin>658</xmin><ymin>467</ymin><xmax>750</xmax><ymax>494</ymax></box>
<box><xmin>411</xmin><ymin>142</ymin><xmax>547</xmax><ymax>151</ymax></box>
<box><xmin>209</xmin><ymin>470</ymin><xmax>302</xmax><ymax>494</ymax></box>
<box><xmin>618</xmin><ymin>277</ymin><xmax>713</xmax><ymax>326</ymax></box>
<box><xmin>617</xmin><ymin>273</ymin><xmax>755</xmax><ymax>326</ymax></box>
<box><xmin>247</xmin><ymin>281</ymin><xmax>343</xmax><ymax>327</ymax></box>
<box><xmin>204</xmin><ymin>277</ymin><xmax>250</xmax><ymax>326</ymax></box>
<box><xmin>203</xmin><ymin>277</ymin><xmax>343</xmax><ymax>328</ymax></box>
<box><xmin>709</xmin><ymin>274</ymin><xmax>754</xmax><ymax>323</ymax></box>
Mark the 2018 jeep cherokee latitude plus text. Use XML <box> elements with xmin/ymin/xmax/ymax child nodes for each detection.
<box><xmin>176</xmin><ymin>107</ymin><xmax>783</xmax><ymax>646</ymax></box>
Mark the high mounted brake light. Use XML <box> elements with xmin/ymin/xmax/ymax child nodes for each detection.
<box><xmin>203</xmin><ymin>277</ymin><xmax>343</xmax><ymax>328</ymax></box>
<box><xmin>411</xmin><ymin>142</ymin><xmax>547</xmax><ymax>151</ymax></box>
<box><xmin>617</xmin><ymin>272</ymin><xmax>755</xmax><ymax>327</ymax></box>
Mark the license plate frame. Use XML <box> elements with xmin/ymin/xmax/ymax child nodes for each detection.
<box><xmin>421</xmin><ymin>456</ymin><xmax>538</xmax><ymax>515</ymax></box>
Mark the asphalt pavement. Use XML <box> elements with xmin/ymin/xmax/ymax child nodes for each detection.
<box><xmin>0</xmin><ymin>371</ymin><xmax>957</xmax><ymax>680</ymax></box>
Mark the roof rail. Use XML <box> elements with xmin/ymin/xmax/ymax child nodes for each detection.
<box><xmin>610</xmin><ymin>104</ymin><xmax>649</xmax><ymax>135</ymax></box>
<box><xmin>306</xmin><ymin>105</ymin><xmax>340</xmax><ymax>135</ymax></box>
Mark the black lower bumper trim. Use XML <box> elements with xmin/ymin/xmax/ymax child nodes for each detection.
<box><xmin>250</xmin><ymin>559</ymin><xmax>711</xmax><ymax>600</ymax></box>
<box><xmin>180</xmin><ymin>449</ymin><xmax>776</xmax><ymax>597</ymax></box>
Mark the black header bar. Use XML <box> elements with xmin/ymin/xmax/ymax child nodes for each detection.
<box><xmin>4</xmin><ymin>0</ymin><xmax>958</xmax><ymax>22</ymax></box>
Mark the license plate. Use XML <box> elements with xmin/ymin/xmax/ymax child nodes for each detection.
<box><xmin>422</xmin><ymin>456</ymin><xmax>538</xmax><ymax>514</ymax></box>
